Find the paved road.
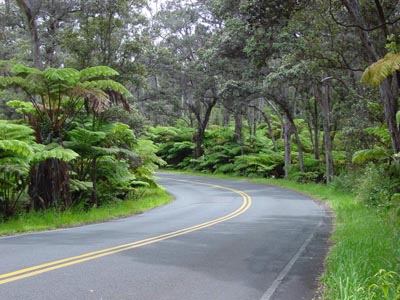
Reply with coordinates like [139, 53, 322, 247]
[0, 173, 331, 300]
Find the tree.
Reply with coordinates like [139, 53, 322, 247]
[0, 63, 132, 210]
[333, 0, 400, 154]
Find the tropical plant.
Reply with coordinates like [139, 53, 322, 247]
[0, 121, 78, 219]
[0, 62, 132, 210]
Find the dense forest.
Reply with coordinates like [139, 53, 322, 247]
[0, 0, 399, 298]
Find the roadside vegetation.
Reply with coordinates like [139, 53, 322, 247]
[0, 186, 171, 236]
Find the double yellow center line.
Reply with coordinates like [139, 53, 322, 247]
[0, 179, 252, 285]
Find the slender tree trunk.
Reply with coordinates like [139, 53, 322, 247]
[234, 111, 243, 146]
[16, 0, 41, 68]
[380, 79, 400, 153]
[313, 99, 320, 160]
[283, 118, 292, 179]
[91, 157, 98, 207]
[319, 85, 334, 183]
[292, 123, 305, 173]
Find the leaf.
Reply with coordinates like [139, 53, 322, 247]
[10, 64, 42, 75]
[31, 147, 79, 163]
[0, 140, 34, 156]
[70, 179, 93, 192]
[81, 80, 133, 98]
[361, 53, 400, 87]
[352, 147, 387, 163]
[79, 66, 119, 81]
[396, 111, 400, 128]
[43, 67, 80, 84]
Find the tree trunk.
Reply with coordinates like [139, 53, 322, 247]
[283, 118, 292, 179]
[192, 97, 218, 159]
[292, 123, 305, 173]
[234, 111, 243, 146]
[380, 79, 400, 153]
[16, 0, 41, 68]
[313, 98, 320, 160]
[29, 158, 71, 210]
[319, 85, 334, 183]
[91, 157, 98, 207]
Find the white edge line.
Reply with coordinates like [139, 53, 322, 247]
[259, 220, 324, 300]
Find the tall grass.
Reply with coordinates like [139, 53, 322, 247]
[0, 186, 172, 236]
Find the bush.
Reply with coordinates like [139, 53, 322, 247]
[354, 163, 399, 208]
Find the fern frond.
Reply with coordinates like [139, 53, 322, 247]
[0, 76, 29, 89]
[0, 122, 35, 141]
[352, 147, 387, 163]
[68, 127, 107, 145]
[43, 68, 80, 84]
[79, 66, 119, 81]
[0, 140, 34, 156]
[70, 179, 93, 192]
[361, 53, 400, 87]
[31, 146, 79, 163]
[81, 80, 132, 98]
[10, 64, 42, 75]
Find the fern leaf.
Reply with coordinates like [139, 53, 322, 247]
[361, 53, 400, 87]
[0, 122, 35, 141]
[352, 147, 387, 163]
[70, 179, 93, 192]
[79, 66, 119, 81]
[68, 127, 107, 145]
[0, 140, 34, 156]
[81, 80, 132, 98]
[31, 146, 79, 163]
[43, 68, 80, 84]
[10, 64, 42, 75]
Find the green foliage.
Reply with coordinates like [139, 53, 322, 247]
[148, 126, 195, 167]
[362, 53, 400, 87]
[354, 164, 399, 208]
[366, 269, 400, 300]
[352, 147, 388, 164]
[233, 152, 284, 177]
[0, 122, 35, 220]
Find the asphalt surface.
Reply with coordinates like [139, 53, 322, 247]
[0, 173, 331, 300]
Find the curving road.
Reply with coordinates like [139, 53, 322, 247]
[0, 173, 331, 300]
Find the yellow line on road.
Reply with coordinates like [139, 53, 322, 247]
[0, 178, 251, 285]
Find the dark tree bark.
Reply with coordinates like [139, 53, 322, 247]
[29, 158, 71, 210]
[190, 96, 218, 159]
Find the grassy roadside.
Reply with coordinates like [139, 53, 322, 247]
[0, 186, 172, 236]
[160, 170, 400, 300]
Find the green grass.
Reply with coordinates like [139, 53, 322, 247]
[0, 186, 172, 236]
[160, 170, 400, 300]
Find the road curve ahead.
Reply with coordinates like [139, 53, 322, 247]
[0, 173, 331, 300]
